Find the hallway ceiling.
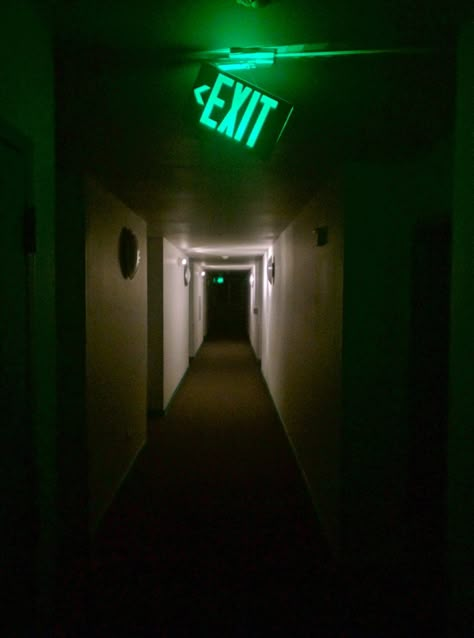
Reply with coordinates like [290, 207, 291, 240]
[53, 0, 465, 264]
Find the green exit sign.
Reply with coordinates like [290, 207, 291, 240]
[189, 64, 293, 158]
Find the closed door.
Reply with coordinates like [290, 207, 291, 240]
[407, 219, 451, 630]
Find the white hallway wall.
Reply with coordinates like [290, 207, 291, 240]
[248, 262, 261, 361]
[163, 238, 190, 408]
[261, 183, 343, 551]
[148, 239, 191, 412]
[148, 238, 164, 413]
[189, 261, 206, 357]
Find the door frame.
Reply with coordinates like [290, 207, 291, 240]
[0, 116, 35, 432]
[0, 116, 37, 628]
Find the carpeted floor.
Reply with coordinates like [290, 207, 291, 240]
[87, 337, 345, 636]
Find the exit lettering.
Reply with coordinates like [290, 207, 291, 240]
[199, 73, 278, 149]
[191, 64, 293, 157]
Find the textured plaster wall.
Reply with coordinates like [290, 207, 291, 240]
[86, 178, 147, 531]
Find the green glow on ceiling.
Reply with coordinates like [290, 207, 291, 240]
[216, 59, 274, 71]
[274, 47, 432, 59]
[190, 45, 433, 68]
[217, 62, 256, 71]
[229, 50, 275, 62]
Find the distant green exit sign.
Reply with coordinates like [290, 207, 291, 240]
[190, 64, 293, 158]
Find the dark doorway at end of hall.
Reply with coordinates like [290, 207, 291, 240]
[207, 270, 249, 340]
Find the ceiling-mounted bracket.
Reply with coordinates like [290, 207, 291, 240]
[236, 0, 271, 8]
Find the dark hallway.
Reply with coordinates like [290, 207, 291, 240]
[1, 4, 472, 637]
[85, 338, 343, 636]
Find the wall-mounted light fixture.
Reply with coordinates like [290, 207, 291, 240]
[236, 0, 271, 8]
[249, 273, 255, 287]
[217, 49, 274, 71]
[184, 263, 191, 286]
[119, 227, 141, 279]
[267, 255, 275, 285]
[201, 270, 206, 278]
[313, 226, 329, 247]
[179, 256, 191, 285]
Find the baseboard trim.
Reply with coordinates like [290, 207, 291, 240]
[90, 435, 146, 536]
[259, 368, 338, 561]
[162, 364, 191, 416]
[149, 341, 205, 419]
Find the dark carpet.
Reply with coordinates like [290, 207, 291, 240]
[86, 338, 346, 636]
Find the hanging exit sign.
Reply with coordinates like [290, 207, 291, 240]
[189, 64, 294, 158]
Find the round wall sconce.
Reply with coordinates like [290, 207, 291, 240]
[119, 227, 140, 279]
[267, 255, 275, 285]
[184, 263, 191, 286]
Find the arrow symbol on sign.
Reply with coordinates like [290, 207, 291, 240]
[194, 84, 211, 106]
